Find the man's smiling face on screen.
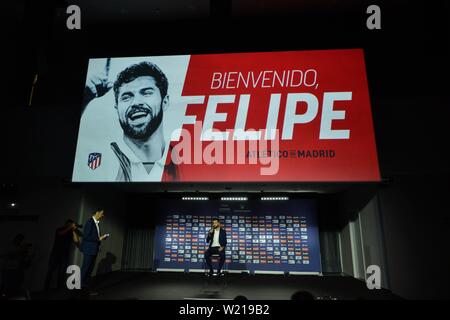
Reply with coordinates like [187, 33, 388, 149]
[115, 76, 168, 140]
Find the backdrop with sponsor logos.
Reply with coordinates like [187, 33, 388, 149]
[73, 49, 380, 182]
[153, 200, 321, 273]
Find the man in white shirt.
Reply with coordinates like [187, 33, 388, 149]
[82, 61, 181, 182]
[205, 218, 228, 277]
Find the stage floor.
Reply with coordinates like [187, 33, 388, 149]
[36, 271, 401, 300]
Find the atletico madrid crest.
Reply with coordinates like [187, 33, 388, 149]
[87, 152, 102, 170]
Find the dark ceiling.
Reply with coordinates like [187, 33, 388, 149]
[22, 0, 391, 23]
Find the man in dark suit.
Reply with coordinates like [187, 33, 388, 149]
[205, 217, 227, 276]
[80, 209, 108, 290]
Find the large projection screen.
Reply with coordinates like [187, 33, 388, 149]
[73, 49, 380, 182]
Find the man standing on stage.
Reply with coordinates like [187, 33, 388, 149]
[80, 209, 109, 292]
[205, 218, 227, 277]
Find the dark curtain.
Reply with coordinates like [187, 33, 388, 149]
[319, 231, 342, 274]
[121, 228, 154, 271]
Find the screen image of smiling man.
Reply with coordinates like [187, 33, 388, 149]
[86, 61, 181, 182]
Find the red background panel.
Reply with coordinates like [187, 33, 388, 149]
[166, 49, 380, 182]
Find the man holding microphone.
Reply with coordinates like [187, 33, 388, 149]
[205, 218, 227, 277]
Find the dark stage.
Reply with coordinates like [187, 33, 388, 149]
[35, 272, 400, 300]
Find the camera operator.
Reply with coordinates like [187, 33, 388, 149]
[44, 219, 81, 291]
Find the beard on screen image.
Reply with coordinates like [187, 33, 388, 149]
[115, 75, 166, 141]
